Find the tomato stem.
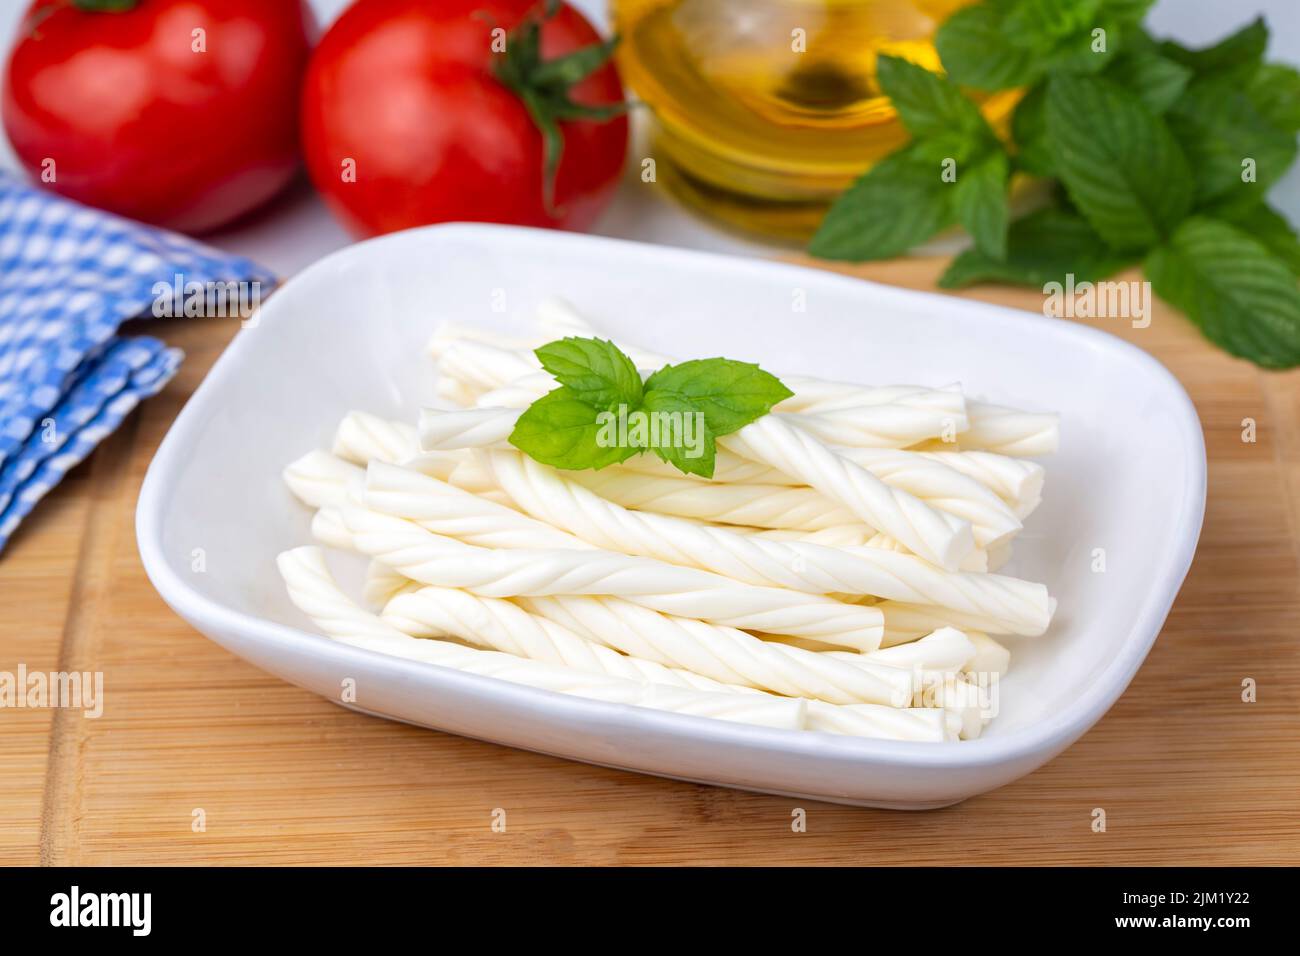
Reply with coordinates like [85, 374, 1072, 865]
[70, 0, 140, 11]
[492, 2, 627, 215]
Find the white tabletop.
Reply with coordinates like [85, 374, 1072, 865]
[2, 0, 1296, 277]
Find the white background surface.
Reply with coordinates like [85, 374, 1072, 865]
[1, 0, 1296, 275]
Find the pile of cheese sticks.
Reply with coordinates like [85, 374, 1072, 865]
[278, 298, 1057, 742]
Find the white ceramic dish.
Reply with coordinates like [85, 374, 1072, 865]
[137, 223, 1205, 808]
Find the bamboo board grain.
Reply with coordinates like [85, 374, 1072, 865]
[2, 257, 1299, 866]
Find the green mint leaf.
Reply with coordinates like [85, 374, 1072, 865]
[1160, 17, 1268, 76]
[644, 358, 793, 437]
[1146, 216, 1300, 369]
[1215, 204, 1300, 276]
[1046, 74, 1193, 251]
[534, 337, 643, 410]
[1100, 0, 1155, 26]
[1037, 16, 1120, 78]
[1003, 0, 1103, 47]
[1166, 72, 1298, 208]
[1011, 85, 1056, 176]
[939, 207, 1134, 289]
[1104, 47, 1193, 113]
[935, 3, 1041, 91]
[1248, 63, 1300, 134]
[641, 389, 716, 478]
[953, 150, 1011, 260]
[875, 54, 993, 144]
[938, 0, 1117, 90]
[809, 143, 956, 261]
[508, 387, 639, 471]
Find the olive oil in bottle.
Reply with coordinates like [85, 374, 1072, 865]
[612, 0, 1019, 241]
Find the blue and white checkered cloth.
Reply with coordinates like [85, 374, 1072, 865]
[0, 173, 274, 555]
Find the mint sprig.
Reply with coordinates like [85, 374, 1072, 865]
[810, 1, 1300, 369]
[534, 337, 643, 409]
[808, 56, 1008, 262]
[507, 338, 790, 478]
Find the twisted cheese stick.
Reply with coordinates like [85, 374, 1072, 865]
[284, 450, 363, 509]
[575, 453, 1020, 548]
[424, 456, 889, 555]
[420, 406, 976, 572]
[529, 304, 968, 419]
[745, 525, 874, 548]
[420, 406, 517, 452]
[438, 403, 1025, 546]
[365, 460, 590, 552]
[807, 447, 1021, 548]
[458, 359, 968, 448]
[830, 626, 976, 672]
[961, 402, 1060, 457]
[964, 632, 1011, 677]
[915, 449, 1045, 515]
[615, 442, 1046, 522]
[333, 410, 421, 465]
[780, 382, 964, 415]
[875, 600, 1043, 644]
[526, 308, 1059, 457]
[435, 339, 539, 397]
[568, 469, 859, 531]
[311, 507, 354, 550]
[362, 560, 419, 606]
[383, 585, 913, 708]
[278, 547, 806, 730]
[477, 449, 1049, 635]
[613, 448, 788, 484]
[341, 504, 887, 648]
[505, 593, 911, 705]
[427, 321, 538, 360]
[373, 574, 953, 739]
[774, 407, 965, 449]
[718, 415, 974, 569]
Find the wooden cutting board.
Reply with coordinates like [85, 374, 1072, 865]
[4, 256, 1299, 866]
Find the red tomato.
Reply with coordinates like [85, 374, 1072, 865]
[2, 0, 315, 233]
[300, 0, 628, 238]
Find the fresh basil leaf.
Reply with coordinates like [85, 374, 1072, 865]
[1160, 17, 1268, 75]
[640, 389, 716, 478]
[1046, 74, 1193, 250]
[1167, 72, 1298, 207]
[1215, 204, 1300, 276]
[953, 150, 1011, 260]
[1105, 47, 1192, 113]
[940, 207, 1134, 289]
[1011, 84, 1056, 176]
[644, 359, 793, 437]
[508, 386, 640, 471]
[1248, 62, 1300, 135]
[875, 54, 993, 144]
[533, 337, 643, 410]
[1146, 216, 1300, 369]
[935, 3, 1041, 91]
[809, 143, 956, 261]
